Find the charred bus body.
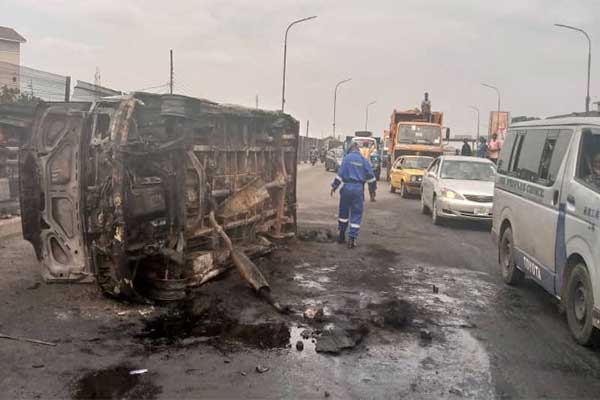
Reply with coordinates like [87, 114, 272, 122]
[18, 93, 299, 301]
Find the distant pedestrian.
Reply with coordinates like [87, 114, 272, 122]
[461, 139, 472, 156]
[488, 133, 502, 164]
[477, 137, 487, 158]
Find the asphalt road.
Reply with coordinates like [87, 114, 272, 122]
[1, 164, 600, 399]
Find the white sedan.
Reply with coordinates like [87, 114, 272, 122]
[420, 155, 496, 225]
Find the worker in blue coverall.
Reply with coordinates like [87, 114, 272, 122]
[330, 141, 377, 249]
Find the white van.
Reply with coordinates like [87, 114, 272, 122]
[492, 117, 600, 345]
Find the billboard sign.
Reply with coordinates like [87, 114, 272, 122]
[489, 111, 510, 139]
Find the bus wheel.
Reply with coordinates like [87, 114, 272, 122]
[566, 264, 598, 346]
[499, 227, 523, 285]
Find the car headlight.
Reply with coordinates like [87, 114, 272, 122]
[441, 188, 464, 200]
[410, 175, 422, 182]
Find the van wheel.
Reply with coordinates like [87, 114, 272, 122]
[499, 227, 523, 285]
[400, 181, 408, 198]
[420, 190, 430, 214]
[432, 196, 444, 225]
[566, 264, 598, 346]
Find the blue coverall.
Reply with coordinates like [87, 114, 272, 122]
[331, 149, 377, 240]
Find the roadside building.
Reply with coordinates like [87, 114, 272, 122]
[0, 26, 27, 90]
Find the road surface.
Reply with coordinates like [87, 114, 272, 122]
[1, 164, 600, 399]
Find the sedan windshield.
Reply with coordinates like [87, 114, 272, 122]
[404, 157, 433, 169]
[440, 160, 496, 181]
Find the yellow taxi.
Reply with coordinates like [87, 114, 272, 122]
[389, 155, 434, 198]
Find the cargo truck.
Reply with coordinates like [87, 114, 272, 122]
[387, 105, 447, 180]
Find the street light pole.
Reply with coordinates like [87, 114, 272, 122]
[281, 16, 317, 112]
[332, 78, 352, 138]
[555, 23, 592, 112]
[365, 100, 376, 131]
[481, 83, 501, 135]
[469, 105, 480, 151]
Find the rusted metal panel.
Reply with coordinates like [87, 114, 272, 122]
[17, 93, 299, 301]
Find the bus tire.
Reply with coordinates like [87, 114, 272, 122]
[566, 264, 598, 346]
[499, 227, 523, 285]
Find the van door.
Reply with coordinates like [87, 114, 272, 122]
[509, 129, 572, 287]
[21, 102, 92, 282]
[563, 128, 600, 298]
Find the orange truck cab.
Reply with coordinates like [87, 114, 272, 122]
[387, 108, 447, 180]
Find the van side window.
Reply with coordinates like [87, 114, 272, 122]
[497, 131, 517, 173]
[576, 129, 600, 193]
[511, 130, 548, 182]
[544, 129, 572, 186]
[508, 132, 525, 173]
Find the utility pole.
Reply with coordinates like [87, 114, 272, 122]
[281, 16, 317, 112]
[555, 24, 592, 112]
[332, 78, 352, 138]
[169, 49, 174, 95]
[306, 120, 310, 137]
[365, 100, 376, 131]
[469, 105, 480, 150]
[64, 76, 71, 102]
[94, 67, 101, 100]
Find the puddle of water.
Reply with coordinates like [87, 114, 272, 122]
[293, 273, 327, 291]
[289, 325, 316, 354]
[72, 364, 160, 400]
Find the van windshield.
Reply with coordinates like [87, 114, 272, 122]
[441, 160, 496, 181]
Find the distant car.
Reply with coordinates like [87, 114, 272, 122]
[420, 155, 496, 225]
[324, 147, 344, 172]
[389, 155, 434, 198]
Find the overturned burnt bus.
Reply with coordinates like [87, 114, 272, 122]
[18, 93, 298, 301]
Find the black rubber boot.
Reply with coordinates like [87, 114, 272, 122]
[347, 238, 356, 249]
[337, 231, 346, 244]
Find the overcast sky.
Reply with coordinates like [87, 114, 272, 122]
[5, 0, 600, 137]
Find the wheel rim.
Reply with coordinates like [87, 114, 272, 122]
[574, 282, 587, 324]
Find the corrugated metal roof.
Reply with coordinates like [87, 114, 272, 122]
[0, 26, 26, 43]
